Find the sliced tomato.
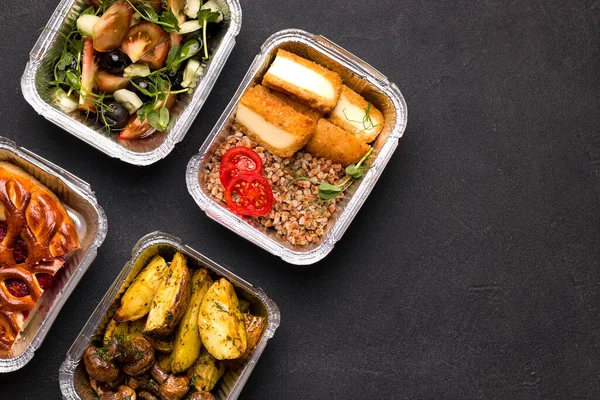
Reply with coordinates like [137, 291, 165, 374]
[119, 93, 177, 140]
[224, 172, 274, 217]
[79, 39, 97, 112]
[121, 22, 171, 70]
[96, 71, 129, 94]
[92, 1, 133, 52]
[219, 146, 263, 187]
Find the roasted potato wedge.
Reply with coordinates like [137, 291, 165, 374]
[123, 316, 173, 352]
[115, 255, 168, 322]
[171, 268, 214, 373]
[190, 348, 226, 392]
[243, 314, 266, 357]
[127, 318, 145, 337]
[103, 318, 130, 344]
[226, 314, 266, 369]
[157, 352, 173, 374]
[145, 252, 192, 336]
[147, 335, 174, 353]
[225, 314, 266, 369]
[198, 278, 247, 360]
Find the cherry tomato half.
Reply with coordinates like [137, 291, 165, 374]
[224, 172, 274, 217]
[219, 146, 264, 187]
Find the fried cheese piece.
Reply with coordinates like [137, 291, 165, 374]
[270, 90, 322, 122]
[262, 49, 342, 113]
[235, 85, 317, 158]
[328, 85, 384, 143]
[304, 119, 371, 166]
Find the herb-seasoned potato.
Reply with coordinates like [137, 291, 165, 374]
[115, 255, 168, 322]
[225, 314, 266, 369]
[144, 252, 192, 336]
[127, 318, 145, 336]
[190, 348, 226, 392]
[103, 318, 130, 344]
[157, 352, 172, 374]
[198, 278, 247, 360]
[171, 268, 214, 373]
[147, 335, 174, 353]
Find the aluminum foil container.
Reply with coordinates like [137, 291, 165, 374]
[59, 231, 281, 400]
[0, 137, 107, 373]
[21, 0, 242, 166]
[186, 29, 408, 265]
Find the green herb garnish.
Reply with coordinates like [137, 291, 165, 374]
[165, 39, 201, 72]
[125, 1, 180, 32]
[197, 7, 221, 59]
[214, 301, 228, 313]
[343, 102, 379, 133]
[290, 148, 374, 201]
[345, 147, 373, 179]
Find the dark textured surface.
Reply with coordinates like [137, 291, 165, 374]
[1, 0, 599, 399]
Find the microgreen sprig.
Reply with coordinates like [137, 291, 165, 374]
[125, 0, 180, 32]
[290, 148, 374, 201]
[345, 147, 373, 179]
[343, 102, 379, 133]
[130, 73, 189, 131]
[289, 174, 353, 202]
[165, 39, 202, 72]
[197, 7, 221, 59]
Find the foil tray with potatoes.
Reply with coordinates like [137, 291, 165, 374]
[59, 231, 280, 400]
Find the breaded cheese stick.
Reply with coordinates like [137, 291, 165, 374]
[270, 90, 322, 122]
[235, 85, 317, 158]
[262, 49, 342, 113]
[304, 119, 371, 166]
[328, 85, 384, 143]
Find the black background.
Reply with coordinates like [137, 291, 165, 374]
[1, 0, 599, 399]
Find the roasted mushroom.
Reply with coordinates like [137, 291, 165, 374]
[90, 378, 114, 399]
[122, 336, 156, 376]
[159, 375, 190, 400]
[115, 385, 137, 400]
[84, 346, 120, 383]
[150, 363, 191, 400]
[90, 380, 135, 400]
[137, 391, 159, 400]
[188, 392, 216, 400]
[126, 375, 160, 395]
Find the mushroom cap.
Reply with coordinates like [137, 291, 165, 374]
[159, 375, 190, 400]
[84, 346, 120, 383]
[122, 336, 156, 376]
[137, 391, 159, 400]
[115, 385, 136, 400]
[188, 392, 216, 400]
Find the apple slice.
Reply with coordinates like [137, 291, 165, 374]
[78, 39, 97, 112]
[96, 71, 129, 94]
